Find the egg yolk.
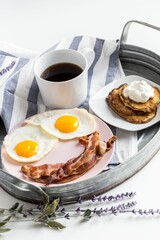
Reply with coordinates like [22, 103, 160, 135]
[55, 115, 79, 133]
[14, 140, 39, 158]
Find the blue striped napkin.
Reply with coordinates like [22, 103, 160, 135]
[0, 36, 137, 165]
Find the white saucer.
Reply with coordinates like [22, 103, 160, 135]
[89, 75, 160, 131]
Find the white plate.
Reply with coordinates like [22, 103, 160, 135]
[89, 75, 160, 131]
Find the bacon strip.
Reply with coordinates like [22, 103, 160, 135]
[21, 132, 117, 185]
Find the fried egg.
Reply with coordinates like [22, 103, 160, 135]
[32, 108, 96, 140]
[3, 124, 58, 163]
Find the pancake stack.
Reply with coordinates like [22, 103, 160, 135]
[106, 83, 160, 124]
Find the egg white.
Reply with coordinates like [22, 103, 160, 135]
[4, 124, 58, 163]
[40, 108, 96, 140]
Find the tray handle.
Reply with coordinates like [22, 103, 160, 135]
[120, 20, 160, 45]
[0, 168, 47, 203]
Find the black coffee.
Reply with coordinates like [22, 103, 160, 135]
[41, 62, 83, 82]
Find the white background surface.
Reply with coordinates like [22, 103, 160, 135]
[1, 0, 160, 239]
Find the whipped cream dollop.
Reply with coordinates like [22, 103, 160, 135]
[123, 80, 154, 103]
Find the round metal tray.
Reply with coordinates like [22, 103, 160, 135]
[0, 21, 160, 204]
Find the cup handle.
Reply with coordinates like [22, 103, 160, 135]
[81, 47, 95, 68]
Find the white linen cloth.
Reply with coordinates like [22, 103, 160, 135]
[0, 36, 137, 165]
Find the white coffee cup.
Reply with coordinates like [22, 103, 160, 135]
[34, 48, 95, 109]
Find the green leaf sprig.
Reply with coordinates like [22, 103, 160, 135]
[0, 189, 66, 233]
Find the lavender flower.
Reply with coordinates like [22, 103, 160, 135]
[77, 191, 136, 204]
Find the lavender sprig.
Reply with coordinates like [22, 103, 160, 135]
[59, 201, 137, 219]
[90, 191, 136, 203]
[77, 191, 136, 204]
